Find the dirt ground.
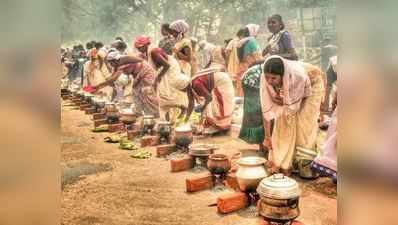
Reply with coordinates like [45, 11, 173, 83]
[61, 101, 337, 225]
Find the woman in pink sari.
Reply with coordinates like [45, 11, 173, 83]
[93, 50, 159, 117]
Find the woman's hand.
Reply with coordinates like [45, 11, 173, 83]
[264, 136, 273, 150]
[177, 105, 187, 119]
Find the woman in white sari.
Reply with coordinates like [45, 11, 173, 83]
[260, 55, 325, 175]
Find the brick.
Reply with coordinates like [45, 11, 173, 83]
[94, 119, 107, 128]
[259, 219, 304, 225]
[108, 123, 124, 133]
[93, 113, 106, 120]
[156, 144, 176, 157]
[127, 130, 141, 140]
[140, 135, 159, 147]
[217, 192, 248, 214]
[85, 107, 96, 115]
[80, 104, 90, 110]
[224, 172, 240, 191]
[186, 173, 213, 192]
[170, 156, 193, 172]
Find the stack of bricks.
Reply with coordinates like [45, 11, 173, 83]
[108, 123, 124, 133]
[185, 172, 213, 193]
[156, 144, 176, 157]
[217, 192, 248, 214]
[170, 156, 193, 172]
[140, 135, 159, 147]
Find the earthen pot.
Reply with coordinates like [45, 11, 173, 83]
[207, 154, 231, 175]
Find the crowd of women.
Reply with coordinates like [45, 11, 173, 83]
[61, 14, 337, 182]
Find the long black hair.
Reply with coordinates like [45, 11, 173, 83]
[263, 57, 284, 76]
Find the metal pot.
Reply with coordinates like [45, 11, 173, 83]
[105, 102, 118, 113]
[142, 115, 155, 127]
[257, 174, 300, 221]
[175, 124, 193, 148]
[83, 93, 94, 104]
[296, 147, 319, 179]
[119, 108, 136, 123]
[188, 144, 216, 157]
[157, 121, 171, 135]
[207, 154, 231, 175]
[236, 156, 268, 192]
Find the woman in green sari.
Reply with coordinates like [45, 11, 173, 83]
[239, 61, 267, 155]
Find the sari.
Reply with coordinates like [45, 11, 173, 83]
[157, 55, 189, 123]
[236, 38, 262, 97]
[260, 56, 324, 171]
[239, 64, 265, 144]
[118, 61, 159, 117]
[226, 38, 240, 86]
[191, 72, 235, 134]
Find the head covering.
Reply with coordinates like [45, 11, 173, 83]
[246, 24, 260, 37]
[134, 35, 151, 48]
[260, 55, 311, 121]
[106, 50, 121, 61]
[169, 20, 190, 34]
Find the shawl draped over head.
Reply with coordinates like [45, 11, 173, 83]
[246, 24, 260, 37]
[134, 35, 151, 48]
[170, 19, 190, 34]
[260, 55, 311, 121]
[106, 50, 122, 61]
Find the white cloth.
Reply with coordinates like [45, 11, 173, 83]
[246, 24, 260, 37]
[260, 55, 311, 121]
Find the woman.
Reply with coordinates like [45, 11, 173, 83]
[185, 70, 235, 135]
[83, 46, 113, 100]
[236, 26, 263, 97]
[134, 35, 189, 122]
[311, 107, 337, 183]
[262, 14, 298, 60]
[93, 51, 159, 117]
[169, 20, 196, 77]
[158, 23, 176, 55]
[239, 61, 267, 153]
[260, 56, 325, 175]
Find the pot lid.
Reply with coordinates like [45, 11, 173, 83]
[157, 121, 171, 125]
[237, 156, 266, 166]
[175, 123, 192, 132]
[189, 144, 215, 156]
[257, 174, 300, 200]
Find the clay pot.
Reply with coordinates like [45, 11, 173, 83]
[236, 156, 268, 192]
[207, 154, 231, 175]
[188, 144, 216, 157]
[257, 174, 301, 221]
